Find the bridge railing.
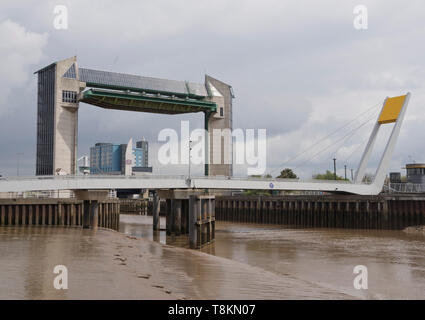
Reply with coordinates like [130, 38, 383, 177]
[192, 175, 355, 184]
[384, 183, 425, 193]
[0, 174, 186, 181]
[0, 174, 358, 185]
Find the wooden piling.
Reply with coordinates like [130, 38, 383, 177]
[214, 194, 425, 230]
[83, 200, 90, 229]
[189, 195, 197, 249]
[0, 205, 5, 225]
[153, 193, 160, 231]
[174, 199, 182, 236]
[166, 199, 173, 235]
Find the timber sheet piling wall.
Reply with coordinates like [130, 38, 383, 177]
[215, 195, 425, 230]
[0, 199, 120, 231]
[120, 199, 167, 216]
[163, 195, 215, 249]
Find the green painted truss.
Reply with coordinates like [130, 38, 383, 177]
[81, 89, 216, 115]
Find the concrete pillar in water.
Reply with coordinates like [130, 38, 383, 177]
[153, 192, 160, 231]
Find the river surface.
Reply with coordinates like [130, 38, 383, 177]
[120, 215, 425, 299]
[1, 215, 424, 299]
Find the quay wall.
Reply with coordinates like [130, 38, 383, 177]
[0, 199, 120, 231]
[215, 194, 425, 230]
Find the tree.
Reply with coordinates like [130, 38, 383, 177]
[313, 170, 347, 181]
[277, 168, 298, 179]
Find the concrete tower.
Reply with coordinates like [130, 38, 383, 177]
[205, 75, 234, 176]
[35, 57, 82, 175]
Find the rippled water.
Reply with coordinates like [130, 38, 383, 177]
[1, 215, 424, 299]
[120, 215, 425, 299]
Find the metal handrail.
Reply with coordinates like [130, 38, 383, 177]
[0, 174, 363, 185]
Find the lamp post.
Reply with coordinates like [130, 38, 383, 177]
[333, 158, 337, 180]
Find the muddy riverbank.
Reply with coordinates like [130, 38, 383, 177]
[0, 225, 352, 299]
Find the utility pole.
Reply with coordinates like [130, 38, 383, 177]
[333, 158, 337, 180]
[344, 165, 347, 180]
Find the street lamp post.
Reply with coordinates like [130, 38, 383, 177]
[333, 158, 337, 180]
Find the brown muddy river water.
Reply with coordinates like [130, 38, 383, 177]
[0, 214, 424, 299]
[121, 215, 425, 299]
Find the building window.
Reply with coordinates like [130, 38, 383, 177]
[220, 107, 224, 117]
[62, 90, 77, 103]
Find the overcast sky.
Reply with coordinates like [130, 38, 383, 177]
[0, 0, 424, 178]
